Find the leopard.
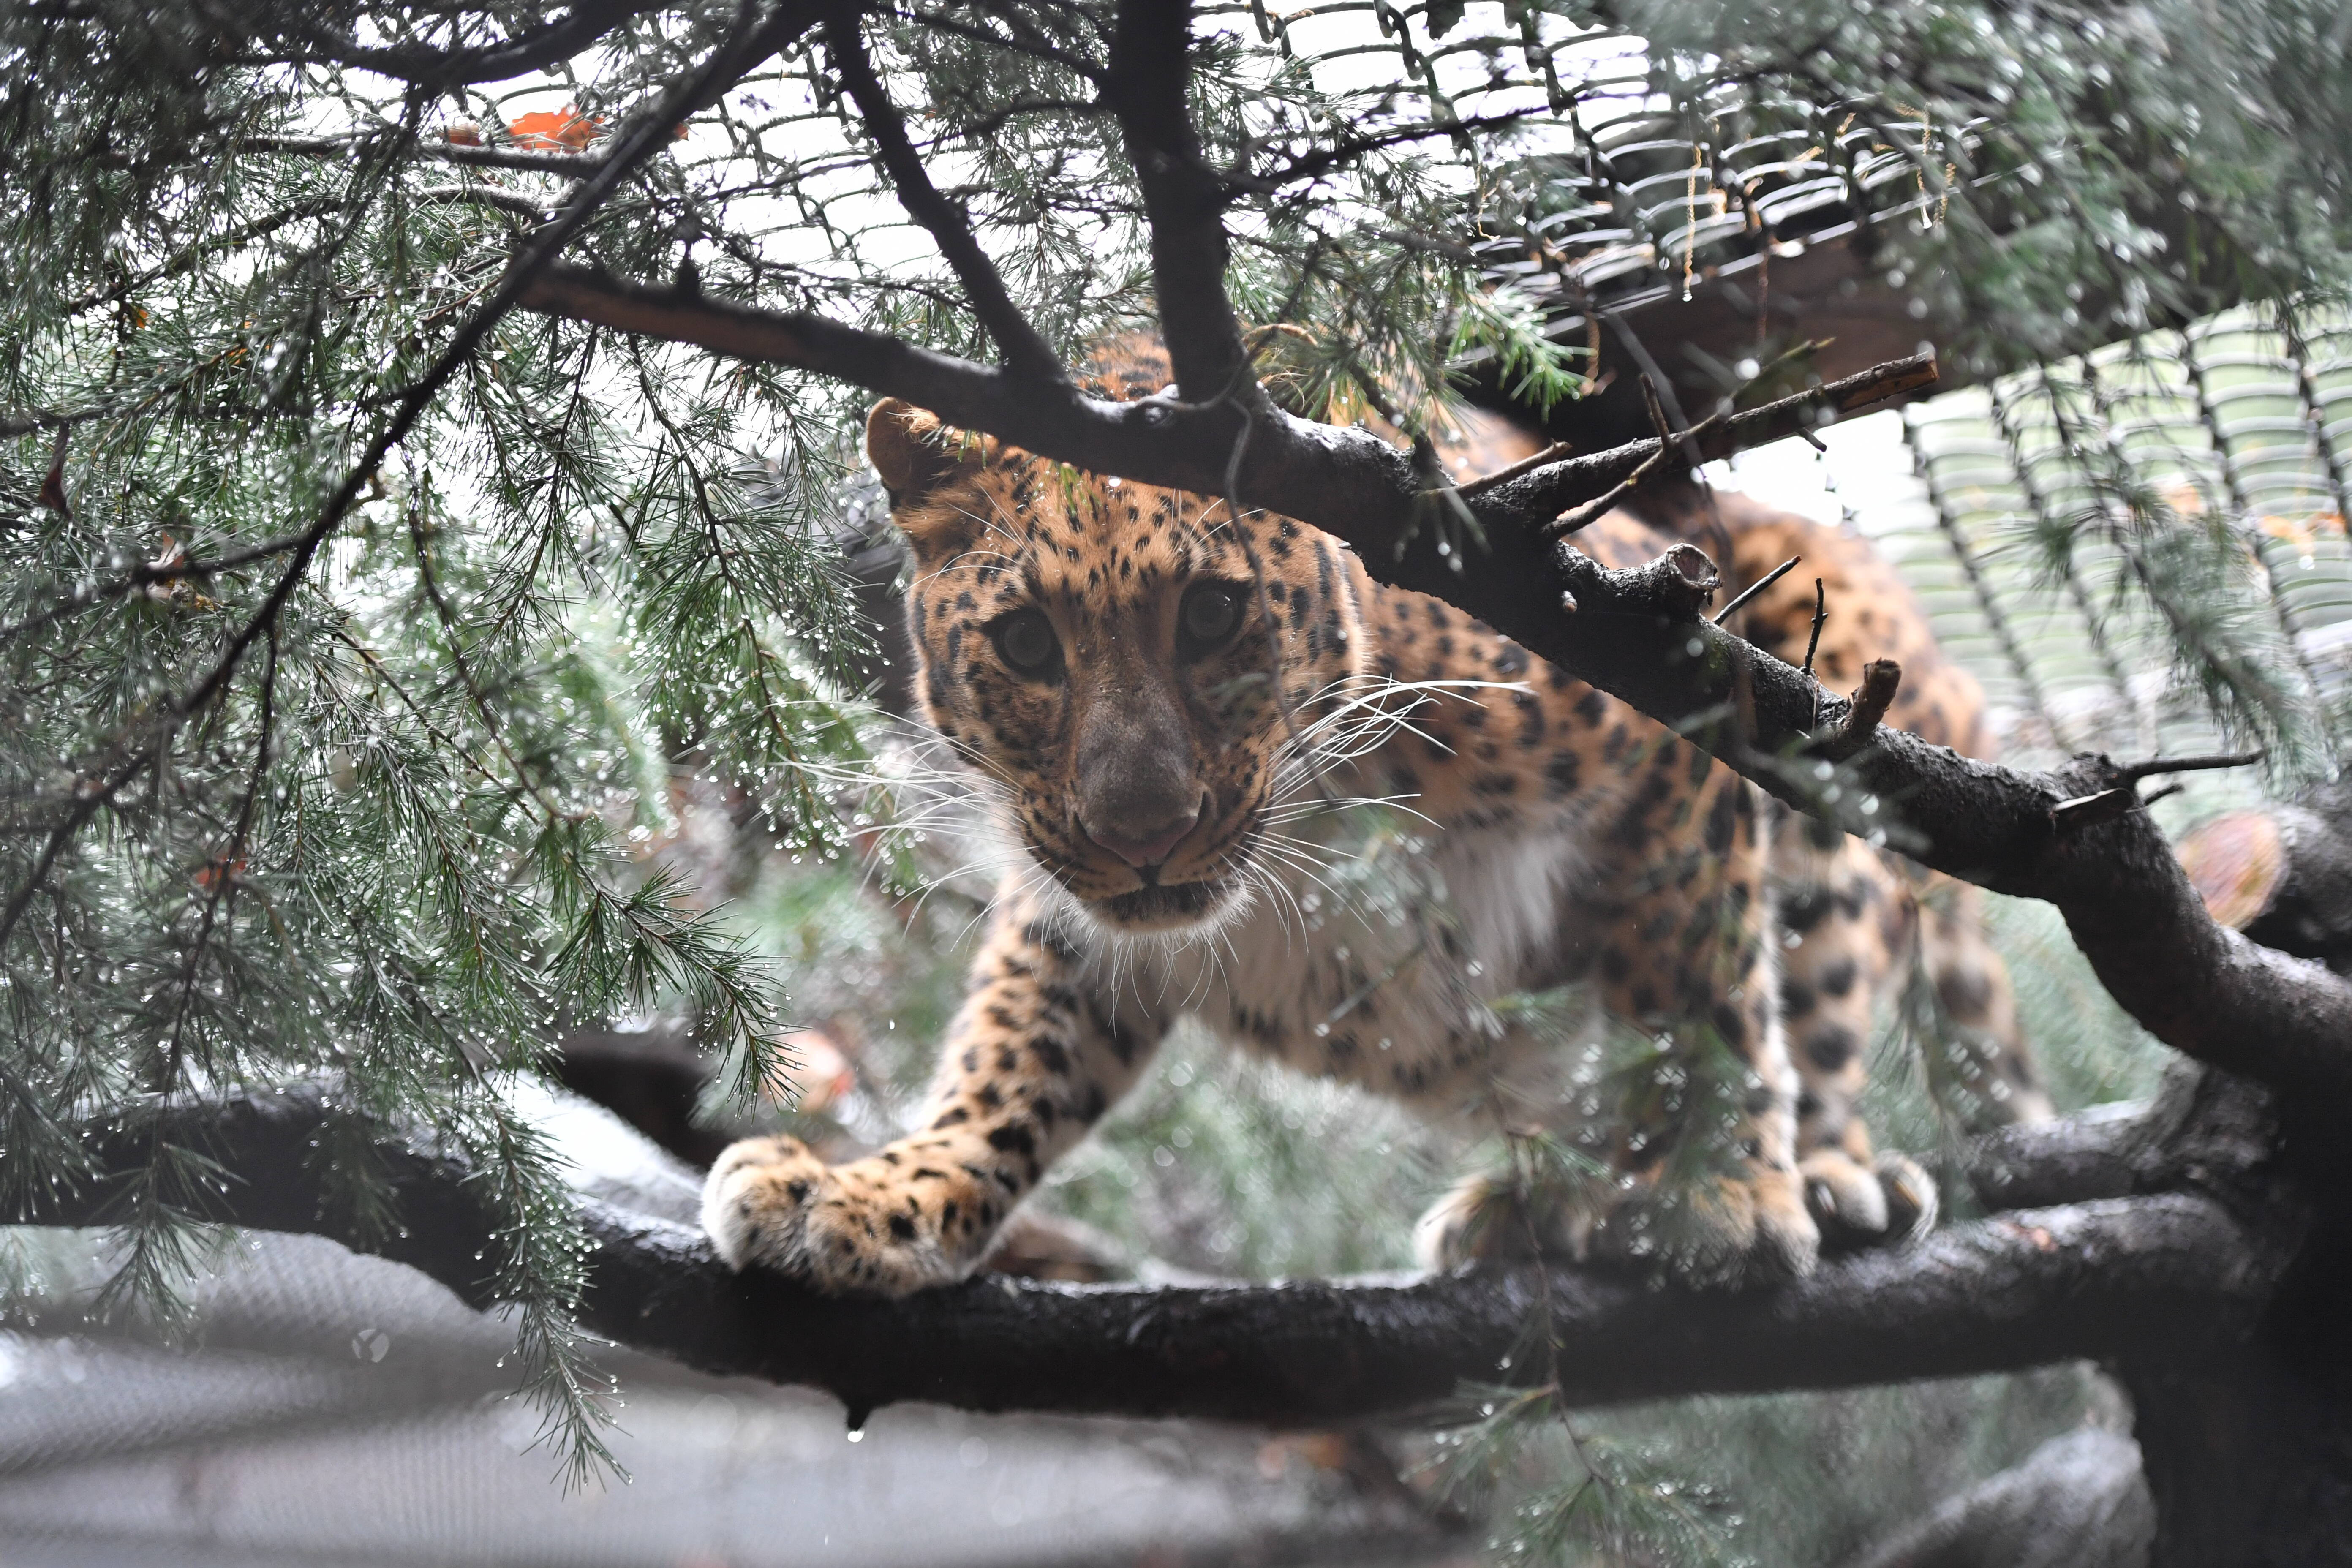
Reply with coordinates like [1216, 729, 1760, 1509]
[701, 348, 2051, 1296]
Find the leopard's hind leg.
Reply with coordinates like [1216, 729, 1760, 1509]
[1583, 759, 1818, 1284]
[1770, 811, 1938, 1248]
[1912, 872, 2054, 1128]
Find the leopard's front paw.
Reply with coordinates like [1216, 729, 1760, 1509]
[1590, 1167, 1820, 1288]
[701, 1136, 960, 1297]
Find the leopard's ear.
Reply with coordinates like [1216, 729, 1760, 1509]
[866, 398, 980, 509]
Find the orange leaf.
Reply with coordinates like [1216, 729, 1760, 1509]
[508, 106, 601, 152]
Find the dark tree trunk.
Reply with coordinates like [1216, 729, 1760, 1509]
[2076, 1067, 2352, 1565]
[2122, 1344, 2352, 1567]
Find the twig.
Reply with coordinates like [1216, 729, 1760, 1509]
[2055, 752, 2265, 830]
[1731, 337, 1834, 408]
[2052, 789, 2145, 829]
[1455, 440, 1574, 499]
[163, 623, 278, 1086]
[2118, 751, 2266, 785]
[1802, 578, 1828, 676]
[1639, 372, 1679, 449]
[0, 529, 325, 648]
[1802, 578, 1828, 727]
[1812, 659, 1901, 760]
[1544, 407, 1723, 539]
[239, 133, 611, 179]
[414, 183, 554, 220]
[0, 755, 153, 951]
[1712, 554, 1801, 625]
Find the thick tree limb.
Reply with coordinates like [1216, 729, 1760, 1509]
[11, 1086, 2295, 1426]
[514, 266, 1922, 548]
[1959, 1063, 2281, 1214]
[2177, 776, 2352, 973]
[1105, 0, 1258, 406]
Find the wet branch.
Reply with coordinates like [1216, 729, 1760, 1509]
[512, 266, 1928, 552]
[13, 1083, 2295, 1426]
[275, 1, 673, 87]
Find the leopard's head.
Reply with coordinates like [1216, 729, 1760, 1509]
[868, 395, 1372, 937]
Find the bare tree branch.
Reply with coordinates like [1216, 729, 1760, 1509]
[1105, 0, 1258, 405]
[11, 1085, 2297, 1426]
[1957, 1063, 2281, 1214]
[824, 5, 1065, 380]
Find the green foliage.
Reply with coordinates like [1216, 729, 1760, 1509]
[1436, 1385, 1740, 1566]
[0, 0, 2341, 1526]
[0, 0, 890, 1478]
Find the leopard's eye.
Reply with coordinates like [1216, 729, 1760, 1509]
[990, 607, 1062, 681]
[1178, 582, 1245, 655]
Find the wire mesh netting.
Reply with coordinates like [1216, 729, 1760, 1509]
[1884, 304, 2352, 783]
[1714, 303, 2352, 809]
[1200, 0, 1956, 305]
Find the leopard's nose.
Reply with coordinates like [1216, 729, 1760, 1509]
[1081, 799, 1203, 868]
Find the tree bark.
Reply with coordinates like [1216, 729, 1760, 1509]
[11, 1081, 2302, 1429]
[1964, 1067, 2352, 1568]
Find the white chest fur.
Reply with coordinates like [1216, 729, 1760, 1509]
[1059, 801, 1610, 1116]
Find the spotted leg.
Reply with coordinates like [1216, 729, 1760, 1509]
[1580, 765, 1820, 1283]
[703, 894, 1155, 1295]
[1772, 816, 1939, 1248]
[1915, 874, 2055, 1128]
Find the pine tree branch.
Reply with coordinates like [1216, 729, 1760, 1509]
[0, 0, 817, 963]
[13, 1085, 2296, 1426]
[0, 530, 318, 648]
[238, 134, 611, 178]
[268, 1, 677, 87]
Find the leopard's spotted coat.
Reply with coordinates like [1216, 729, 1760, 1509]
[703, 359, 2050, 1294]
